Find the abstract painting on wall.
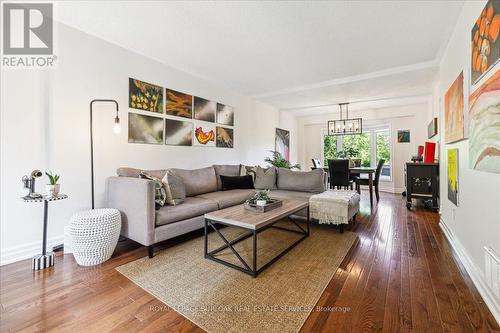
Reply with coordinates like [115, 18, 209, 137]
[397, 130, 410, 143]
[217, 103, 234, 126]
[128, 113, 163, 144]
[444, 72, 465, 143]
[275, 128, 290, 161]
[471, 0, 500, 85]
[193, 122, 215, 147]
[129, 78, 163, 113]
[447, 148, 459, 206]
[469, 68, 500, 173]
[216, 126, 234, 148]
[166, 89, 192, 119]
[194, 97, 216, 122]
[165, 119, 193, 146]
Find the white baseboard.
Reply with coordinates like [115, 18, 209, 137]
[0, 235, 64, 266]
[439, 219, 500, 325]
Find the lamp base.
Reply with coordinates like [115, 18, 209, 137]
[32, 252, 55, 270]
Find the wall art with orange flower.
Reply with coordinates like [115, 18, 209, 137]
[468, 68, 500, 173]
[444, 71, 465, 144]
[471, 0, 500, 85]
[193, 122, 216, 147]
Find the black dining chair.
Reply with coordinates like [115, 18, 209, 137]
[328, 159, 354, 190]
[355, 159, 385, 201]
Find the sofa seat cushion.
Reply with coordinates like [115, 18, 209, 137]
[268, 190, 316, 201]
[196, 189, 255, 209]
[155, 197, 218, 226]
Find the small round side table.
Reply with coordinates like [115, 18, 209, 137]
[22, 194, 68, 270]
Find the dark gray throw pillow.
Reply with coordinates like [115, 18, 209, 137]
[220, 175, 254, 191]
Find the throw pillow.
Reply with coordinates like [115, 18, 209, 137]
[139, 171, 167, 209]
[276, 168, 325, 193]
[253, 166, 277, 190]
[213, 165, 241, 191]
[220, 175, 254, 191]
[162, 171, 186, 205]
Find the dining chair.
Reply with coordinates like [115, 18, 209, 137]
[355, 159, 385, 201]
[328, 159, 354, 190]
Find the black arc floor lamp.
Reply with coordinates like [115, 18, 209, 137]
[90, 99, 120, 209]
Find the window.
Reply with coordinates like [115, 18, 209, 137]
[376, 130, 391, 178]
[323, 126, 392, 180]
[342, 133, 371, 167]
[323, 135, 337, 161]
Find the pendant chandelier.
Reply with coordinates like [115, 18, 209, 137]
[327, 103, 362, 136]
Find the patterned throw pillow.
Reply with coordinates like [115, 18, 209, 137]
[162, 171, 186, 206]
[139, 171, 167, 209]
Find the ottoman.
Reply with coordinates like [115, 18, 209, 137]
[309, 190, 360, 233]
[70, 208, 121, 266]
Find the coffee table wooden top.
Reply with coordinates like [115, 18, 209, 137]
[204, 199, 308, 230]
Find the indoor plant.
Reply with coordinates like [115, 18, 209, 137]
[45, 171, 60, 197]
[264, 150, 301, 170]
[248, 190, 271, 206]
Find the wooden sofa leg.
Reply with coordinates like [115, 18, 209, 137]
[147, 245, 154, 258]
[339, 224, 344, 234]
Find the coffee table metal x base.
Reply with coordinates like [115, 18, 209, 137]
[204, 210, 309, 278]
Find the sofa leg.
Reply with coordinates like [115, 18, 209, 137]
[147, 245, 154, 258]
[339, 224, 344, 234]
[352, 213, 357, 222]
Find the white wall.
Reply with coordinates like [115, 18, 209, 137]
[296, 103, 429, 193]
[436, 0, 500, 322]
[0, 23, 293, 264]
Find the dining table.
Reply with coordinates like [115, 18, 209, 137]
[318, 166, 376, 209]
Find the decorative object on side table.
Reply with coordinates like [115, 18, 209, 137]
[21, 171, 68, 270]
[244, 190, 283, 213]
[45, 171, 60, 197]
[70, 208, 121, 266]
[21, 169, 43, 200]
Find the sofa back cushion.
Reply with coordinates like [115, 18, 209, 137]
[277, 168, 325, 193]
[117, 167, 167, 179]
[213, 165, 241, 190]
[169, 166, 217, 196]
[253, 166, 277, 190]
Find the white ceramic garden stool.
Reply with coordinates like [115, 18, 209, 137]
[70, 208, 121, 266]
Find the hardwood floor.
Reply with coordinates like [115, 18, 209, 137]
[1, 192, 499, 332]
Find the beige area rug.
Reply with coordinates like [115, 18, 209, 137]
[116, 220, 357, 333]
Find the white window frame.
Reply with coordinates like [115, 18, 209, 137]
[321, 123, 392, 182]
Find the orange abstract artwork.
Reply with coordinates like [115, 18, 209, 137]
[166, 89, 192, 119]
[444, 72, 465, 144]
[195, 127, 215, 145]
[471, 0, 500, 84]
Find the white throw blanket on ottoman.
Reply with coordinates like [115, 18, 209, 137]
[309, 190, 360, 225]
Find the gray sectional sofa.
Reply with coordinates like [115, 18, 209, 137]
[106, 165, 325, 257]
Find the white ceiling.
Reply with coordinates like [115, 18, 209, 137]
[56, 1, 464, 114]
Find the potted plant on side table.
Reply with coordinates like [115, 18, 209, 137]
[45, 171, 60, 197]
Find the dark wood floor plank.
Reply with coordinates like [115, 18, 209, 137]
[1, 192, 499, 333]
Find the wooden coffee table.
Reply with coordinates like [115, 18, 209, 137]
[204, 199, 309, 277]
